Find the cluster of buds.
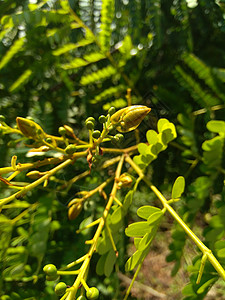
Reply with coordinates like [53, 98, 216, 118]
[43, 264, 99, 299]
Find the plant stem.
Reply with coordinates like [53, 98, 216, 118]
[125, 155, 225, 282]
[123, 262, 142, 300]
[66, 155, 125, 299]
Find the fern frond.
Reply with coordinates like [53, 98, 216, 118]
[0, 37, 25, 70]
[52, 39, 94, 56]
[80, 65, 116, 85]
[174, 66, 220, 107]
[212, 68, 225, 83]
[102, 98, 127, 110]
[183, 53, 225, 101]
[9, 69, 32, 93]
[99, 0, 114, 52]
[61, 52, 106, 70]
[90, 84, 126, 104]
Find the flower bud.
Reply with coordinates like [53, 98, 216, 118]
[58, 126, 66, 136]
[55, 282, 67, 296]
[92, 130, 101, 139]
[16, 117, 45, 140]
[110, 105, 151, 132]
[86, 287, 99, 300]
[86, 121, 94, 130]
[117, 173, 133, 188]
[43, 264, 57, 276]
[26, 170, 43, 179]
[98, 115, 106, 124]
[68, 202, 83, 220]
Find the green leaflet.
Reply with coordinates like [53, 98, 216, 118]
[137, 206, 161, 220]
[172, 176, 185, 199]
[104, 249, 117, 277]
[90, 84, 126, 104]
[9, 69, 32, 93]
[206, 120, 225, 134]
[202, 136, 224, 170]
[99, 0, 114, 52]
[125, 221, 161, 272]
[125, 221, 152, 237]
[52, 39, 94, 56]
[80, 65, 116, 86]
[0, 37, 25, 70]
[134, 118, 177, 169]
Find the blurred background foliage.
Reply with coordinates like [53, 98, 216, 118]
[0, 0, 225, 299]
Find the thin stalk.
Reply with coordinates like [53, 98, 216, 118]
[125, 155, 225, 282]
[123, 263, 142, 300]
[66, 155, 125, 299]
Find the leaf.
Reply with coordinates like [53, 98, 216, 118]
[157, 118, 170, 133]
[137, 206, 161, 220]
[125, 221, 151, 237]
[104, 249, 117, 277]
[134, 237, 142, 249]
[80, 65, 116, 85]
[9, 69, 32, 92]
[0, 37, 25, 70]
[125, 249, 143, 272]
[99, 0, 114, 52]
[147, 211, 164, 225]
[111, 207, 123, 225]
[138, 143, 149, 155]
[172, 176, 185, 199]
[146, 130, 158, 144]
[197, 278, 217, 294]
[96, 253, 107, 276]
[206, 120, 225, 133]
[52, 39, 93, 56]
[123, 190, 133, 212]
[133, 155, 146, 169]
[96, 234, 112, 255]
[217, 248, 225, 258]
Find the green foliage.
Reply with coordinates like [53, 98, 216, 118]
[1, 0, 225, 299]
[134, 118, 177, 168]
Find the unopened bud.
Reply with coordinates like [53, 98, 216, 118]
[68, 202, 83, 220]
[117, 173, 133, 188]
[16, 117, 45, 140]
[110, 105, 151, 132]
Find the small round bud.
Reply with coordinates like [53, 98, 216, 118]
[65, 144, 76, 154]
[115, 133, 124, 143]
[55, 282, 67, 296]
[86, 287, 99, 300]
[98, 115, 106, 124]
[43, 264, 57, 276]
[46, 137, 52, 143]
[111, 136, 119, 145]
[0, 115, 5, 122]
[92, 130, 101, 139]
[86, 121, 94, 130]
[77, 296, 87, 300]
[108, 107, 116, 116]
[46, 274, 58, 281]
[85, 117, 95, 125]
[58, 127, 67, 136]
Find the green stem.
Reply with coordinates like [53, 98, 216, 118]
[125, 155, 225, 282]
[123, 262, 143, 300]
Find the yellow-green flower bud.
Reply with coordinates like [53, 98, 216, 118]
[110, 105, 151, 132]
[68, 202, 83, 220]
[16, 117, 45, 140]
